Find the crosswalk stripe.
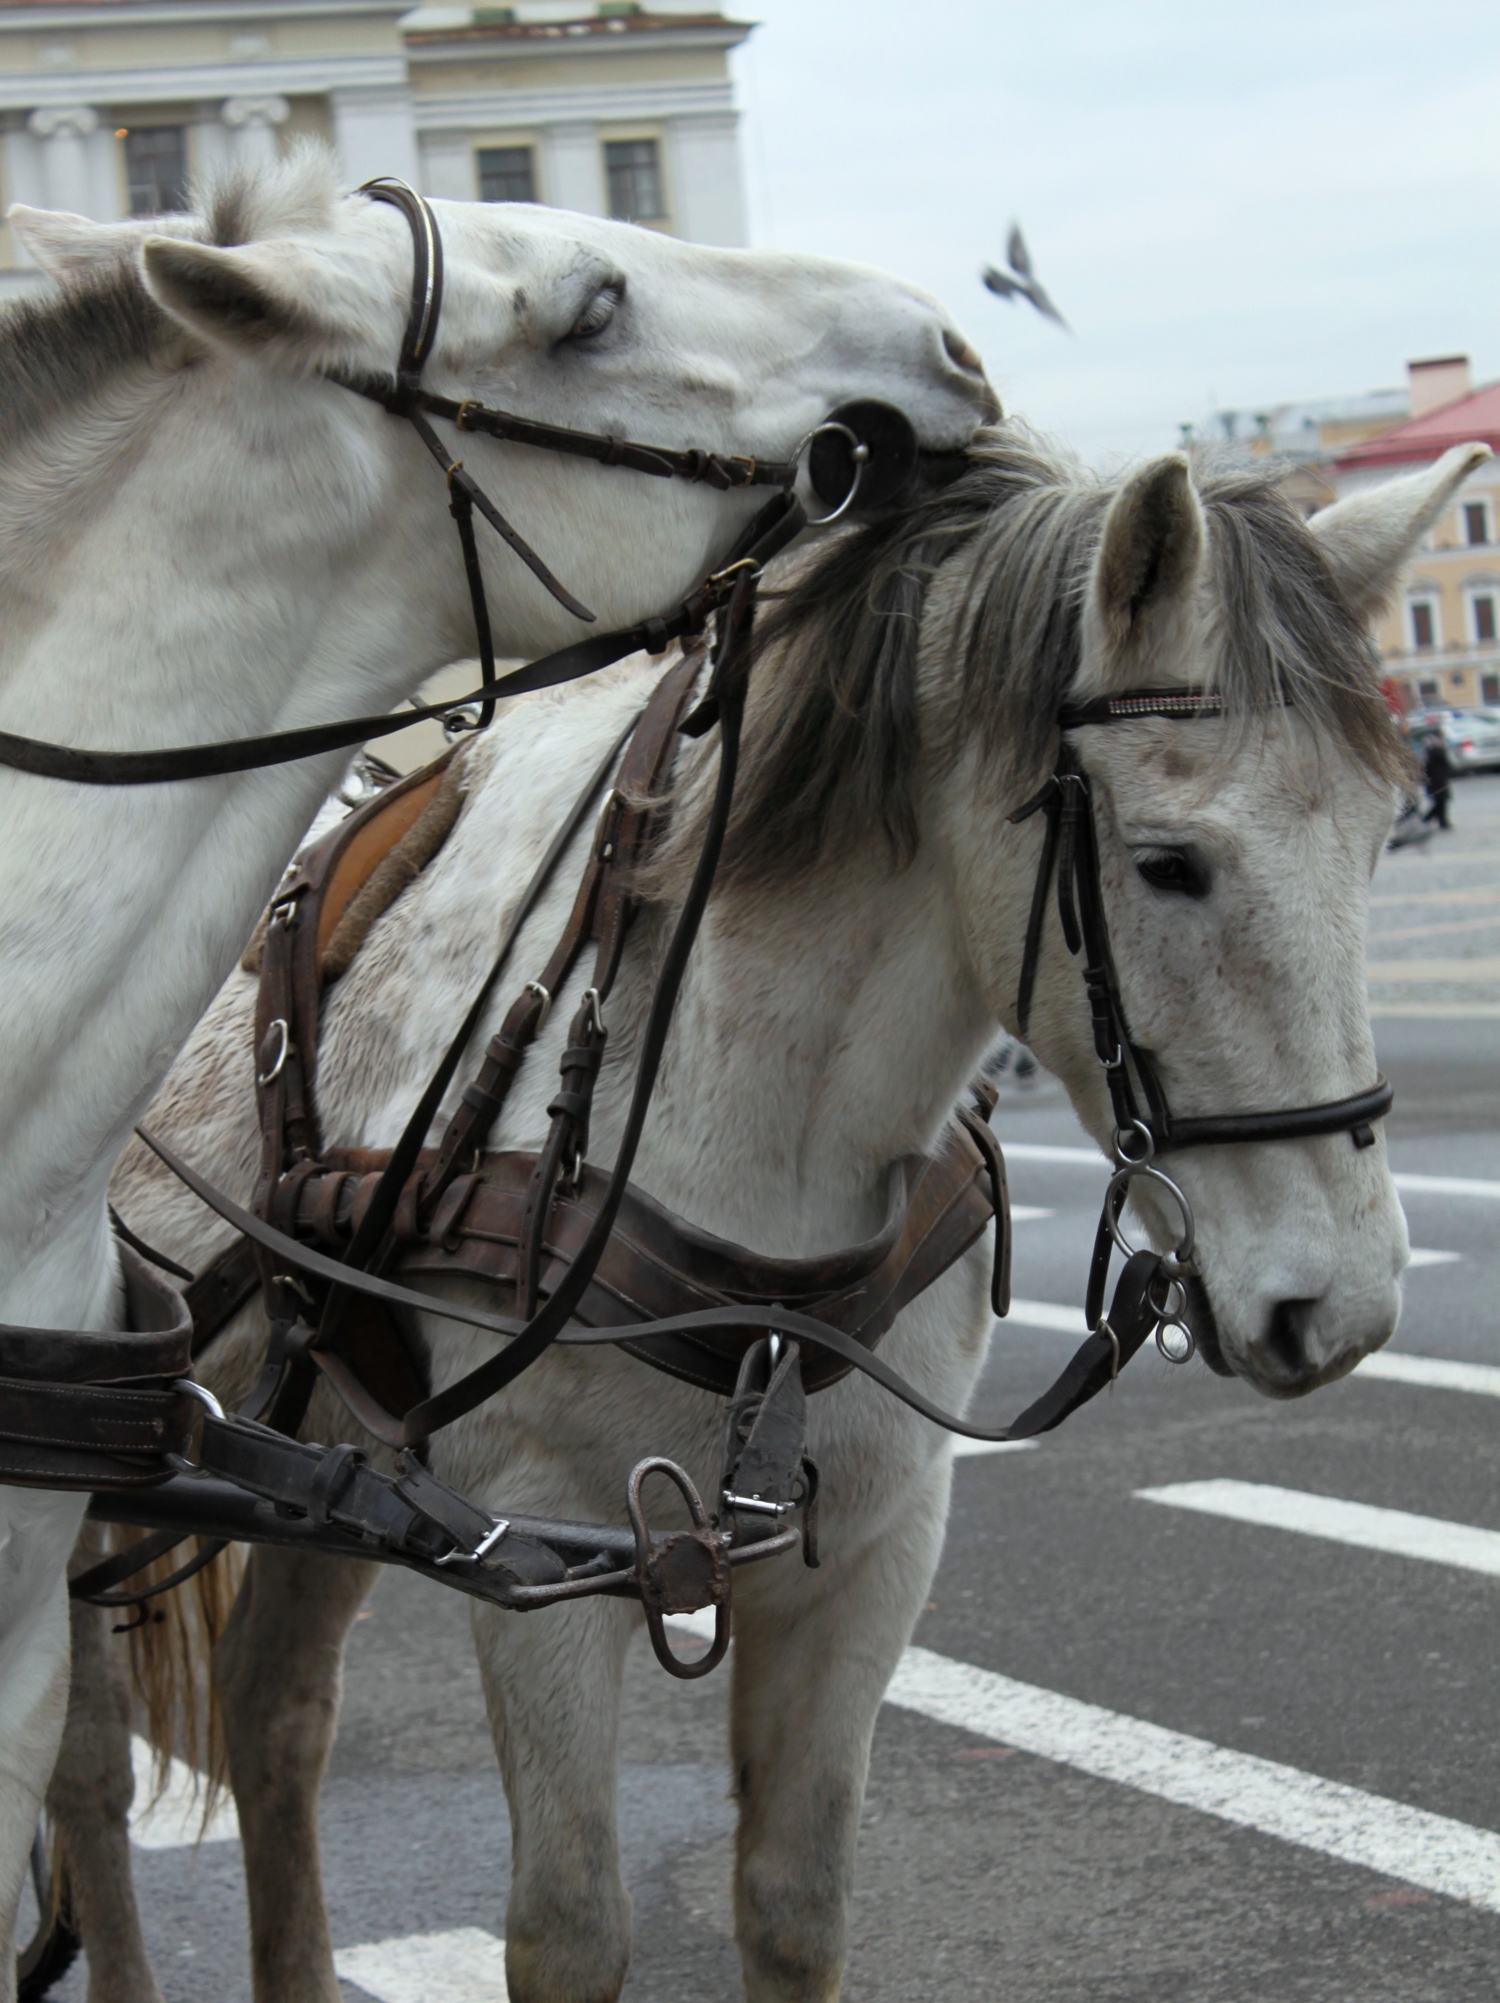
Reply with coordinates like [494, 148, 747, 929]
[1391, 1171, 1500, 1199]
[950, 1437, 1037, 1460]
[884, 1648, 1500, 1912]
[334, 1928, 509, 2002]
[1136, 1480, 1500, 1578]
[661, 1611, 1500, 1910]
[1357, 1352, 1500, 1396]
[1003, 1139, 1500, 1203]
[128, 1737, 239, 1850]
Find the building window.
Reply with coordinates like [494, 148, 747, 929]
[1474, 593, 1498, 644]
[605, 139, 664, 223]
[1410, 600, 1437, 650]
[123, 126, 189, 216]
[1465, 501, 1490, 547]
[477, 146, 535, 204]
[1484, 674, 1500, 705]
[1419, 678, 1440, 701]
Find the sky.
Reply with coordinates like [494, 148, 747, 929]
[729, 2, 1500, 468]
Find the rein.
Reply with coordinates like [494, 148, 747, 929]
[1010, 684, 1394, 1363]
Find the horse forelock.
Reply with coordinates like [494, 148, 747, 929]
[0, 145, 340, 457]
[690, 426, 1406, 895]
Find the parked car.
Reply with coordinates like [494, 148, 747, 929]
[1406, 709, 1500, 773]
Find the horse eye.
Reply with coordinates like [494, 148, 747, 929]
[1135, 848, 1211, 899]
[568, 282, 623, 341]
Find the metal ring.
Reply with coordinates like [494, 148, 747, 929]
[1148, 1274, 1187, 1324]
[796, 420, 872, 526]
[1155, 1321, 1197, 1366]
[1104, 1162, 1196, 1266]
[1113, 1119, 1155, 1167]
[172, 1378, 225, 1421]
[256, 1018, 290, 1087]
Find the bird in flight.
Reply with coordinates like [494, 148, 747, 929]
[982, 224, 1070, 331]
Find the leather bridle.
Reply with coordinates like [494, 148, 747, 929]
[1010, 684, 1394, 1362]
[0, 177, 919, 788]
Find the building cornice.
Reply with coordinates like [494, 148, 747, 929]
[405, 19, 749, 64]
[414, 75, 732, 127]
[0, 50, 406, 109]
[0, 1, 409, 28]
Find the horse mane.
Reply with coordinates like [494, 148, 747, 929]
[0, 146, 340, 456]
[692, 425, 1407, 893]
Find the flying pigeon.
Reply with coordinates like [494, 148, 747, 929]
[982, 224, 1070, 331]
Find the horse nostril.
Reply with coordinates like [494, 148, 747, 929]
[943, 327, 986, 377]
[1264, 1297, 1318, 1378]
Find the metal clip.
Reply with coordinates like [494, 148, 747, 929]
[435, 1518, 511, 1567]
[722, 1493, 795, 1517]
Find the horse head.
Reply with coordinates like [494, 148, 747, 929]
[996, 441, 1489, 1396]
[10, 149, 995, 655]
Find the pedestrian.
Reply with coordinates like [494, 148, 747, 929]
[1422, 734, 1453, 829]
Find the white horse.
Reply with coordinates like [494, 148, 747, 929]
[86, 430, 1489, 2003]
[0, 139, 995, 1991]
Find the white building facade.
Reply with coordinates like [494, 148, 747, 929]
[0, 0, 751, 290]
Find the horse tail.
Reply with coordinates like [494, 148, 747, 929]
[119, 1530, 245, 1830]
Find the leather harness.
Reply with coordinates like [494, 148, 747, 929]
[1, 183, 1399, 1670]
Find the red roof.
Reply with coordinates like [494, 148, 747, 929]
[1333, 380, 1500, 470]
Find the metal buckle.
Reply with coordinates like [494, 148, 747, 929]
[579, 986, 605, 1038]
[722, 1493, 795, 1517]
[705, 555, 762, 592]
[525, 980, 552, 1029]
[257, 1018, 291, 1087]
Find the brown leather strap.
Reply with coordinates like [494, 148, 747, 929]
[0, 1243, 195, 1491]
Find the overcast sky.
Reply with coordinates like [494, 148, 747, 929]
[730, 2, 1500, 468]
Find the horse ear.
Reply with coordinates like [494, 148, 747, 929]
[1092, 453, 1204, 650]
[1310, 443, 1493, 625]
[8, 203, 197, 280]
[139, 236, 334, 364]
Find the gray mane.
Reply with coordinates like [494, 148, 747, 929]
[0, 150, 338, 456]
[704, 425, 1405, 891]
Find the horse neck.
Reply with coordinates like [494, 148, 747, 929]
[0, 364, 455, 1323]
[625, 826, 999, 1256]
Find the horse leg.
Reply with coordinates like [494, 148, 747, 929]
[46, 1549, 164, 2003]
[730, 1463, 951, 2003]
[471, 1594, 635, 2003]
[215, 1546, 377, 2003]
[0, 1490, 88, 2003]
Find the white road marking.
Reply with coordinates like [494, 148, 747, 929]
[1392, 1171, 1500, 1199]
[1004, 1139, 1500, 1204]
[1406, 1246, 1462, 1266]
[999, 1142, 1105, 1166]
[1005, 1297, 1088, 1334]
[1368, 1004, 1500, 1019]
[1358, 1353, 1500, 1397]
[335, 1928, 509, 2002]
[885, 1648, 1500, 1913]
[1367, 956, 1500, 981]
[1009, 1204, 1053, 1222]
[950, 1437, 1038, 1459]
[1371, 884, 1500, 908]
[1136, 1480, 1500, 1579]
[661, 1619, 1500, 1905]
[129, 1737, 239, 1850]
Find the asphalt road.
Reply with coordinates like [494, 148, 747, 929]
[33, 776, 1500, 2003]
